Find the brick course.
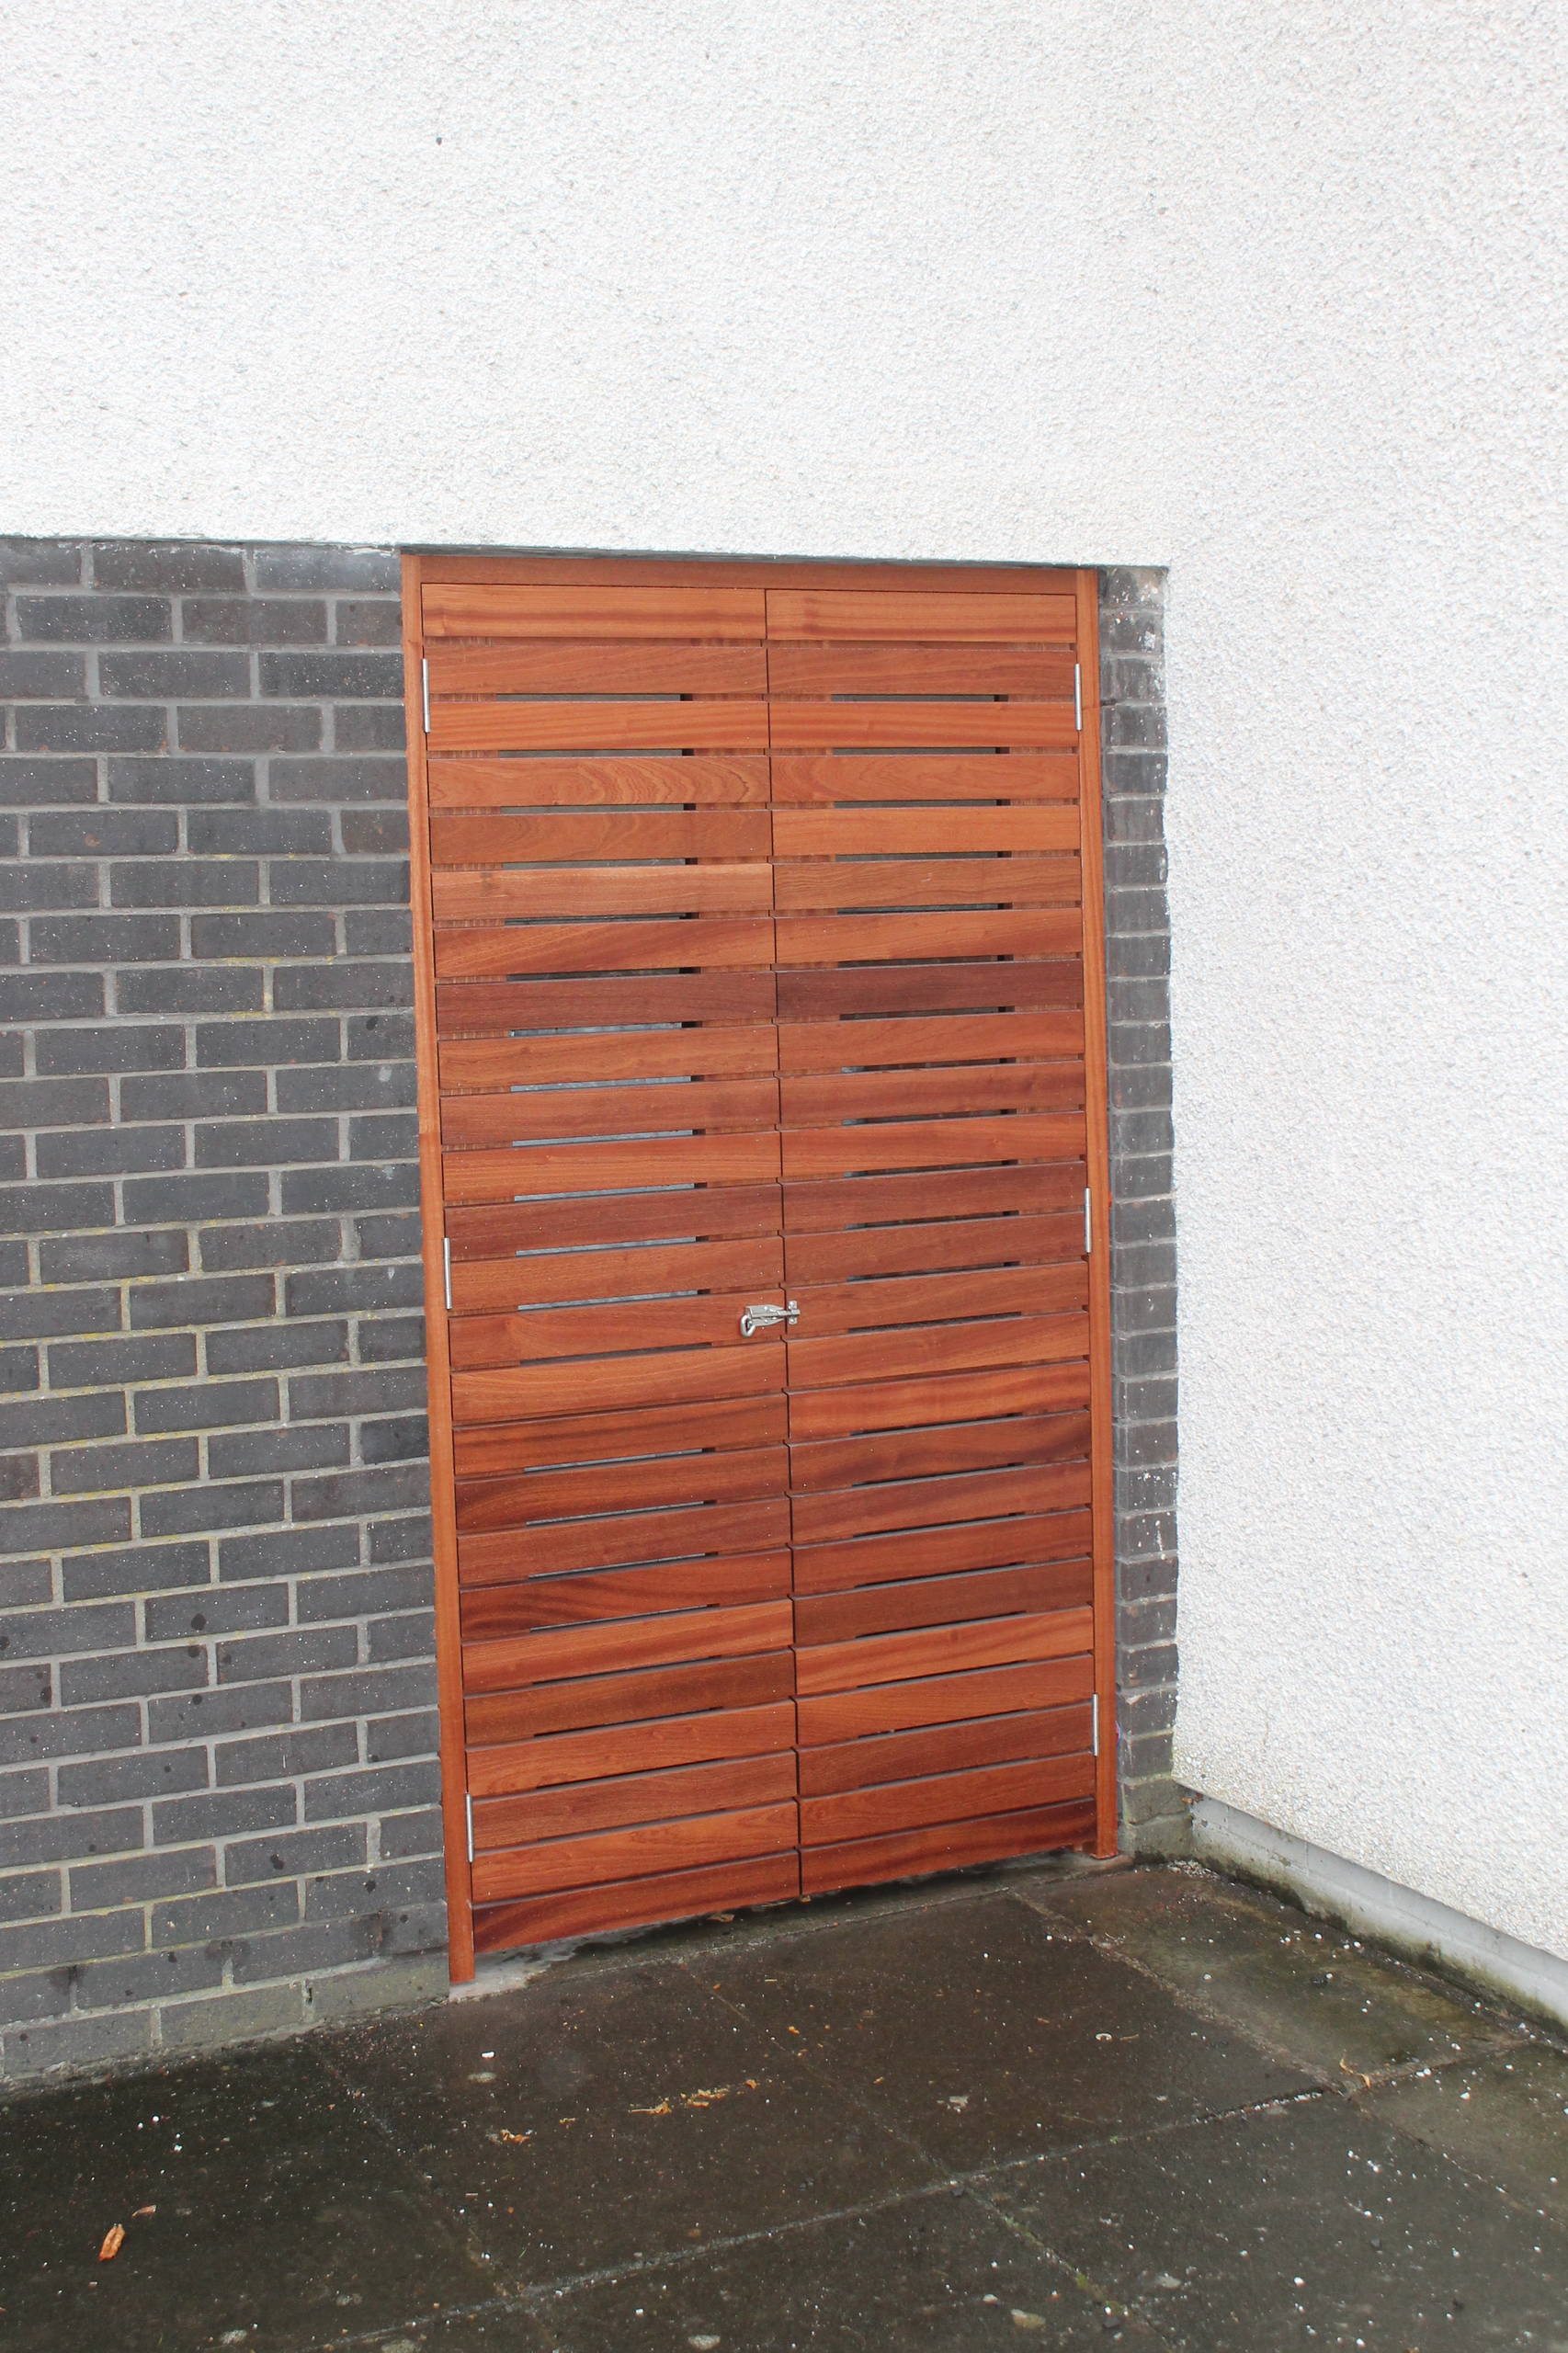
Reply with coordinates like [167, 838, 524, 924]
[0, 540, 444, 2078]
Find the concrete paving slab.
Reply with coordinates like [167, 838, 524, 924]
[1361, 2040, 1568, 2227]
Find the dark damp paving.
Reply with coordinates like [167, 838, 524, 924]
[1, 1864, 1565, 2353]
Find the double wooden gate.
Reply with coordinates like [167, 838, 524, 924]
[402, 556, 1114, 1979]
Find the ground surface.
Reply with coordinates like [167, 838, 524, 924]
[2, 1861, 1565, 2351]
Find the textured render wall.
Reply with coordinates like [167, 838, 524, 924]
[1, 5, 1565, 1955]
[0, 540, 443, 2075]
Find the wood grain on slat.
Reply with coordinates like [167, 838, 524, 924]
[451, 1344, 783, 1428]
[429, 700, 769, 755]
[796, 1653, 1093, 1745]
[799, 1799, 1094, 1895]
[792, 1463, 1094, 1549]
[455, 1444, 785, 1533]
[466, 1652, 793, 1746]
[432, 863, 772, 922]
[788, 1312, 1090, 1393]
[786, 1212, 1081, 1290]
[775, 911, 1080, 970]
[788, 1361, 1091, 1444]
[428, 642, 767, 697]
[459, 1502, 790, 1588]
[781, 1063, 1083, 1129]
[448, 1290, 773, 1371]
[452, 1392, 786, 1478]
[774, 805, 1081, 858]
[801, 1751, 1095, 1847]
[437, 971, 777, 1037]
[469, 1699, 796, 1797]
[770, 753, 1080, 803]
[766, 589, 1076, 642]
[769, 702, 1075, 753]
[471, 1801, 797, 1904]
[798, 1699, 1092, 1796]
[772, 856, 1079, 915]
[795, 1560, 1089, 1646]
[784, 1160, 1084, 1234]
[448, 1183, 782, 1263]
[472, 1851, 799, 1952]
[474, 1751, 797, 1850]
[427, 756, 770, 808]
[434, 917, 774, 982]
[441, 1130, 780, 1206]
[791, 1506, 1094, 1597]
[767, 644, 1076, 697]
[463, 1598, 792, 1697]
[442, 1028, 778, 1094]
[778, 1011, 1081, 1074]
[423, 583, 767, 640]
[780, 1114, 1085, 1182]
[450, 1234, 783, 1315]
[442, 1075, 778, 1149]
[460, 1551, 790, 1640]
[431, 809, 772, 866]
[790, 1408, 1092, 1493]
[794, 1606, 1095, 1698]
[790, 1262, 1087, 1338]
[776, 961, 1081, 1022]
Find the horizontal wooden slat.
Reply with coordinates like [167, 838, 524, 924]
[431, 810, 770, 869]
[790, 1407, 1092, 1493]
[472, 1850, 799, 1952]
[442, 1027, 778, 1093]
[770, 753, 1080, 804]
[466, 1652, 792, 1745]
[784, 1160, 1084, 1235]
[460, 1550, 790, 1639]
[428, 700, 769, 755]
[792, 1463, 1092, 1548]
[428, 642, 767, 696]
[460, 1503, 790, 1587]
[795, 1605, 1094, 1698]
[433, 917, 775, 981]
[775, 912, 1080, 969]
[451, 1345, 783, 1427]
[781, 1063, 1083, 1129]
[767, 645, 1076, 696]
[801, 1751, 1095, 1846]
[452, 1393, 786, 1478]
[442, 1075, 778, 1149]
[468, 1699, 796, 1798]
[790, 1262, 1087, 1339]
[427, 756, 770, 808]
[450, 1234, 783, 1315]
[791, 1505, 1094, 1597]
[447, 1184, 782, 1263]
[448, 1290, 772, 1371]
[796, 1560, 1090, 1646]
[769, 702, 1074, 753]
[441, 1131, 780, 1206]
[789, 1312, 1089, 1393]
[780, 1114, 1085, 1182]
[437, 971, 777, 1037]
[463, 1598, 792, 1697]
[778, 1010, 1083, 1074]
[471, 1801, 797, 1904]
[796, 1652, 1093, 1745]
[776, 806, 1080, 858]
[474, 1751, 796, 1850]
[799, 1798, 1094, 1893]
[785, 1212, 1081, 1290]
[433, 863, 772, 922]
[789, 1361, 1091, 1444]
[772, 856, 1079, 914]
[456, 1444, 785, 1534]
[766, 589, 1076, 642]
[776, 961, 1081, 1022]
[423, 583, 767, 640]
[798, 1699, 1092, 1796]
[425, 557, 1069, 592]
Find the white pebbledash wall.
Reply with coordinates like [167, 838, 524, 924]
[5, 4, 1565, 1961]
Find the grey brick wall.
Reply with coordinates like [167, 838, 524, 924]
[1097, 569, 1186, 1854]
[0, 539, 445, 2079]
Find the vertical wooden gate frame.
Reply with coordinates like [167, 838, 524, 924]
[401, 555, 1114, 1982]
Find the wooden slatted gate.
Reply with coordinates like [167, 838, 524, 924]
[403, 557, 1114, 1980]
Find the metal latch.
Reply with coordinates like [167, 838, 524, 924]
[739, 1300, 801, 1338]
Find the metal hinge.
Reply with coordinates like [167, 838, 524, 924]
[1091, 1695, 1099, 1756]
[442, 1234, 452, 1311]
[465, 1790, 474, 1862]
[422, 656, 431, 735]
[1074, 662, 1082, 733]
[1084, 1187, 1093, 1256]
